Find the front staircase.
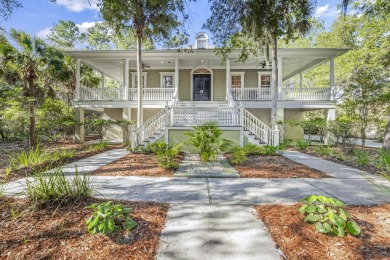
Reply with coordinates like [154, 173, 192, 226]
[130, 99, 279, 148]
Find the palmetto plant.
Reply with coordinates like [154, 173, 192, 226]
[185, 121, 232, 162]
[0, 29, 64, 147]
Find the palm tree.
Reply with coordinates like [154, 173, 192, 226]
[0, 29, 63, 147]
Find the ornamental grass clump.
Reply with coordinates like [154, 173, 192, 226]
[86, 201, 137, 235]
[354, 149, 370, 166]
[299, 195, 361, 237]
[25, 167, 93, 207]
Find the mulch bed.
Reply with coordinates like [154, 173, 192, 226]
[91, 152, 185, 177]
[225, 154, 329, 178]
[0, 143, 122, 183]
[255, 204, 390, 260]
[0, 197, 168, 259]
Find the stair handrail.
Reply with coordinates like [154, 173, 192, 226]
[241, 108, 275, 145]
[131, 109, 165, 148]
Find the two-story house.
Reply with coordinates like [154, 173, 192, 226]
[65, 33, 347, 149]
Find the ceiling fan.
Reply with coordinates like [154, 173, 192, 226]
[257, 61, 272, 69]
[132, 62, 150, 69]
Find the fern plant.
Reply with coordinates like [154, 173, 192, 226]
[185, 121, 232, 162]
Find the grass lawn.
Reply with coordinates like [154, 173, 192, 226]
[0, 197, 168, 259]
[255, 203, 390, 259]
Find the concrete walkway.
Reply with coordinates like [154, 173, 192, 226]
[4, 148, 390, 259]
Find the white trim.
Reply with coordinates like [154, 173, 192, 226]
[131, 72, 148, 88]
[159, 72, 175, 88]
[191, 66, 213, 101]
[257, 72, 271, 87]
[231, 71, 245, 89]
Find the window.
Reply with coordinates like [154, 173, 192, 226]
[131, 72, 147, 88]
[231, 72, 245, 88]
[258, 73, 271, 87]
[160, 72, 174, 88]
[195, 32, 208, 49]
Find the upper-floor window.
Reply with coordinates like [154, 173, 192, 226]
[195, 33, 208, 49]
[231, 72, 245, 88]
[160, 72, 174, 88]
[258, 73, 271, 88]
[131, 72, 147, 88]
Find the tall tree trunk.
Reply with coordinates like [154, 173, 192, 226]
[136, 34, 143, 128]
[270, 36, 278, 129]
[383, 115, 390, 150]
[28, 77, 36, 147]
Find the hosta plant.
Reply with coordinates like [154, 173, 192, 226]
[86, 201, 137, 235]
[299, 195, 361, 237]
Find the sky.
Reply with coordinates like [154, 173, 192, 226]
[1, 0, 343, 48]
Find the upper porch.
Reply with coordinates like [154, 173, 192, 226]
[65, 48, 348, 107]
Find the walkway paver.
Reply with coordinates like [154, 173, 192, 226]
[174, 154, 240, 178]
[156, 204, 280, 260]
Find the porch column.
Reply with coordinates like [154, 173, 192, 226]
[175, 58, 179, 101]
[76, 59, 81, 100]
[122, 108, 131, 145]
[277, 57, 283, 97]
[330, 56, 335, 100]
[123, 58, 130, 100]
[101, 72, 105, 100]
[299, 72, 303, 98]
[226, 58, 231, 100]
[324, 108, 336, 145]
[75, 108, 85, 143]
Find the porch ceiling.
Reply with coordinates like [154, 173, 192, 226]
[65, 48, 349, 82]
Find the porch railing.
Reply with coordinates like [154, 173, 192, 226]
[231, 87, 331, 101]
[80, 87, 124, 101]
[170, 107, 240, 126]
[231, 87, 272, 101]
[129, 88, 175, 101]
[242, 108, 275, 145]
[278, 87, 331, 100]
[131, 109, 165, 148]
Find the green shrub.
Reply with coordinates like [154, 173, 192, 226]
[53, 149, 76, 160]
[295, 140, 311, 151]
[264, 145, 278, 155]
[25, 167, 93, 206]
[230, 146, 248, 165]
[155, 143, 182, 169]
[86, 201, 137, 235]
[88, 141, 109, 152]
[243, 143, 266, 155]
[314, 145, 334, 156]
[299, 195, 361, 237]
[185, 121, 232, 162]
[354, 149, 370, 166]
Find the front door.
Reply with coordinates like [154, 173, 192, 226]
[193, 74, 211, 101]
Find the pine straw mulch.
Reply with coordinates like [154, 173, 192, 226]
[0, 197, 168, 260]
[91, 152, 185, 177]
[255, 204, 390, 260]
[225, 154, 330, 178]
[0, 143, 122, 183]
